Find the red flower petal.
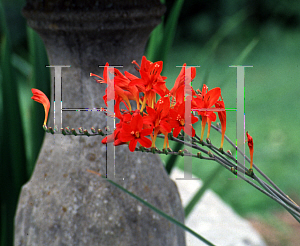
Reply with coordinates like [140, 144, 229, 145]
[129, 138, 138, 152]
[31, 88, 50, 126]
[138, 136, 152, 148]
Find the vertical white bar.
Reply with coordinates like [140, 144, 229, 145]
[176, 66, 200, 180]
[106, 66, 115, 179]
[103, 65, 124, 180]
[229, 65, 253, 178]
[46, 65, 71, 145]
[55, 67, 62, 133]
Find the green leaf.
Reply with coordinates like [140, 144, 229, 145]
[159, 0, 184, 63]
[26, 26, 50, 176]
[0, 2, 27, 246]
[145, 0, 185, 64]
[145, 21, 164, 62]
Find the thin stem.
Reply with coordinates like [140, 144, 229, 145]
[234, 170, 300, 219]
[52, 123, 300, 223]
[210, 123, 299, 207]
[155, 132, 300, 221]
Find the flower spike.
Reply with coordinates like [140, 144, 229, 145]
[31, 88, 50, 127]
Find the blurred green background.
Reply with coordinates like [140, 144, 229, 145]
[1, 0, 300, 245]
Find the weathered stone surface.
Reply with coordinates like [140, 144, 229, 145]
[15, 138, 185, 246]
[15, 2, 185, 245]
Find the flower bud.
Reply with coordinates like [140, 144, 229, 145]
[84, 129, 90, 136]
[167, 147, 173, 152]
[178, 150, 184, 156]
[151, 147, 158, 154]
[65, 127, 71, 134]
[98, 129, 104, 136]
[43, 125, 48, 131]
[197, 152, 202, 158]
[231, 167, 237, 175]
[48, 127, 54, 134]
[71, 128, 77, 136]
[162, 148, 168, 155]
[246, 168, 254, 177]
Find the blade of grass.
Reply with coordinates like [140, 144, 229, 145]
[0, 2, 27, 246]
[17, 75, 33, 170]
[26, 26, 50, 177]
[11, 52, 33, 172]
[145, 21, 164, 62]
[203, 8, 251, 58]
[11, 53, 31, 76]
[199, 8, 252, 88]
[233, 37, 259, 65]
[159, 0, 184, 63]
[145, 0, 184, 64]
[86, 170, 216, 246]
[219, 37, 259, 86]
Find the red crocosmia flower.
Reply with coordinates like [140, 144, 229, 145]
[101, 116, 126, 147]
[101, 125, 124, 146]
[169, 102, 198, 138]
[119, 114, 153, 152]
[171, 84, 188, 106]
[91, 63, 135, 111]
[129, 56, 168, 110]
[113, 69, 140, 110]
[169, 64, 196, 99]
[124, 71, 146, 96]
[192, 84, 221, 140]
[246, 131, 254, 169]
[143, 97, 171, 148]
[31, 88, 50, 126]
[102, 96, 142, 147]
[215, 99, 226, 149]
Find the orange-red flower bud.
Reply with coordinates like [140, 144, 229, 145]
[31, 88, 50, 126]
[246, 131, 254, 169]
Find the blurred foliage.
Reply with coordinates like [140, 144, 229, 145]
[159, 0, 300, 221]
[175, 0, 300, 43]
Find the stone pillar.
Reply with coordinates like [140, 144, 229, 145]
[15, 1, 186, 245]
